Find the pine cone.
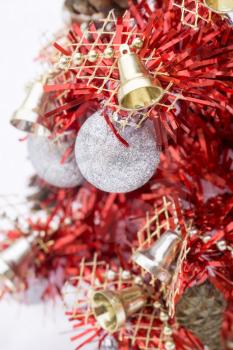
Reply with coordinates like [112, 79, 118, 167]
[176, 282, 226, 350]
[64, 0, 128, 23]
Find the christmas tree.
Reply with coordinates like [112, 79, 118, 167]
[1, 0, 233, 349]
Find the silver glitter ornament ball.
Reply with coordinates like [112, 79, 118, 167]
[75, 113, 160, 193]
[28, 134, 83, 188]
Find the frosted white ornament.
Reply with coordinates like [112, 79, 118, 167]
[75, 113, 160, 193]
[28, 134, 83, 188]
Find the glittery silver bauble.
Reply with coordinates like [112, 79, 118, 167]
[28, 134, 83, 188]
[75, 113, 160, 193]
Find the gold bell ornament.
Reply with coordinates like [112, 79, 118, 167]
[0, 232, 39, 290]
[204, 0, 233, 13]
[132, 230, 181, 283]
[117, 44, 164, 110]
[10, 79, 51, 136]
[91, 285, 148, 333]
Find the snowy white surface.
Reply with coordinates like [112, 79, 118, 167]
[0, 1, 76, 349]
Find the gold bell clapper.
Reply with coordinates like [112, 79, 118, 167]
[91, 286, 148, 333]
[117, 44, 164, 110]
[132, 230, 181, 283]
[204, 0, 233, 13]
[10, 80, 51, 136]
[0, 233, 38, 290]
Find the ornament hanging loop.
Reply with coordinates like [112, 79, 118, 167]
[119, 44, 131, 55]
[117, 44, 163, 111]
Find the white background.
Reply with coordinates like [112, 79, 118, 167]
[0, 1, 75, 349]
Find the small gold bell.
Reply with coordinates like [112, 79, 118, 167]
[91, 285, 147, 333]
[0, 233, 38, 290]
[10, 80, 51, 136]
[204, 0, 233, 13]
[117, 44, 163, 110]
[132, 230, 181, 283]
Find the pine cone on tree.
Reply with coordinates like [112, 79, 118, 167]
[64, 0, 129, 23]
[176, 282, 226, 350]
